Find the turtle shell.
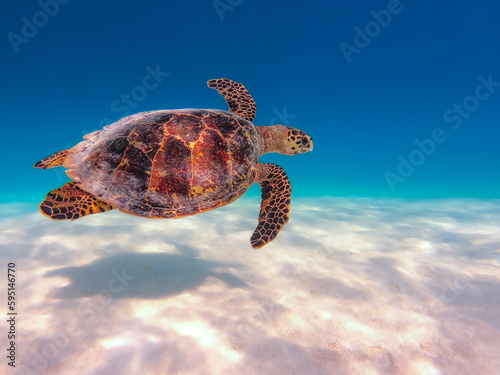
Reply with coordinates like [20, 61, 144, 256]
[63, 109, 261, 218]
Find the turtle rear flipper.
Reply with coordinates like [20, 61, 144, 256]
[251, 163, 291, 248]
[40, 182, 114, 220]
[34, 150, 70, 169]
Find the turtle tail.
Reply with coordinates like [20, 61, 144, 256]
[34, 150, 70, 169]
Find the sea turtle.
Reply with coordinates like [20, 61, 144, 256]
[34, 79, 313, 248]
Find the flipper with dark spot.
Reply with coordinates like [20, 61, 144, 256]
[251, 163, 291, 248]
[40, 182, 114, 220]
[207, 78, 257, 122]
[34, 150, 70, 169]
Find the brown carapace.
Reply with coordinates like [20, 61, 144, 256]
[34, 78, 313, 248]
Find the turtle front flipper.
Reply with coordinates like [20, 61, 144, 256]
[251, 163, 291, 248]
[207, 78, 257, 122]
[40, 182, 114, 220]
[34, 150, 70, 169]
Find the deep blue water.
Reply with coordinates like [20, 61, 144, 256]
[2, 0, 500, 203]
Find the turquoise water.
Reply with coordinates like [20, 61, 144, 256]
[1, 1, 500, 374]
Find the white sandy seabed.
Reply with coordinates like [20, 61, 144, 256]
[0, 196, 499, 375]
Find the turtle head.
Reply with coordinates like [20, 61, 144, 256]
[282, 126, 313, 155]
[258, 125, 313, 156]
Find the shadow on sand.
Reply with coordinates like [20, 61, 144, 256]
[45, 251, 248, 300]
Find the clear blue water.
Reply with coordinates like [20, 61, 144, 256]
[1, 1, 499, 203]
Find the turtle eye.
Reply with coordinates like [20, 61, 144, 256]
[299, 134, 313, 152]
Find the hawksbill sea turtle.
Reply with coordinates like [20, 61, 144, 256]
[34, 79, 313, 248]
